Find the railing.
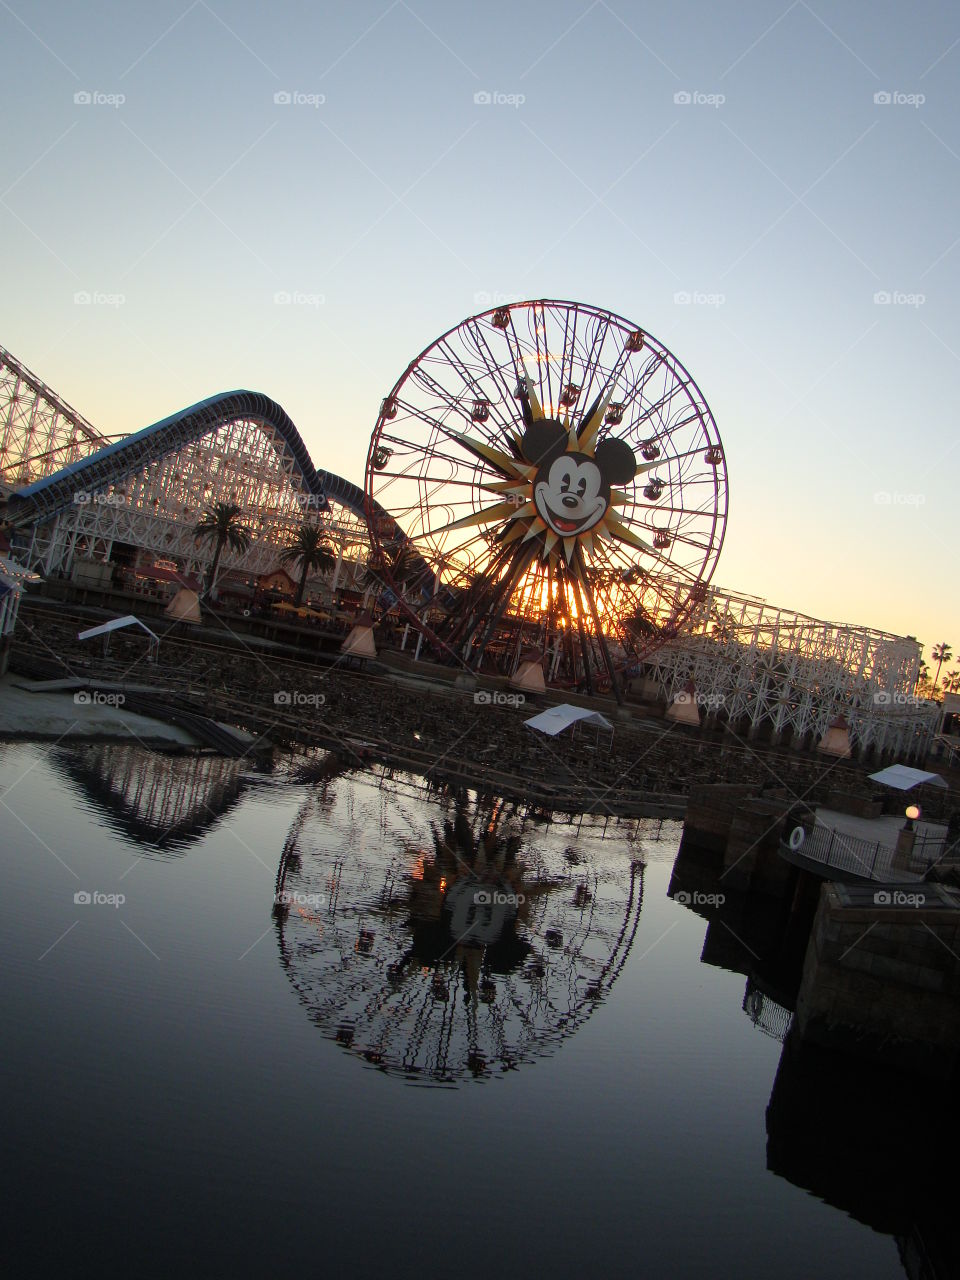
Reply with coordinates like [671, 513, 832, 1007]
[790, 823, 944, 881]
[742, 982, 793, 1043]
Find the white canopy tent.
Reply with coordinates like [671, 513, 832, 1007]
[868, 764, 947, 791]
[524, 703, 614, 745]
[78, 615, 160, 661]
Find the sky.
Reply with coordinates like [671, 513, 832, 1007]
[1, 0, 957, 662]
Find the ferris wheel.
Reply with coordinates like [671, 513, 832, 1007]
[365, 299, 728, 694]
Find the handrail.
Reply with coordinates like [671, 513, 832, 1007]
[789, 822, 943, 881]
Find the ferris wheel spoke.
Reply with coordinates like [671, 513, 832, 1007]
[460, 322, 530, 435]
[434, 336, 520, 441]
[570, 311, 614, 415]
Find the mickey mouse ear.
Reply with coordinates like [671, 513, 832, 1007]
[594, 438, 637, 485]
[521, 420, 569, 467]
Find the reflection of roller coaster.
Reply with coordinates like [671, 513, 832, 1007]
[274, 773, 645, 1084]
[51, 743, 247, 852]
[48, 742, 345, 853]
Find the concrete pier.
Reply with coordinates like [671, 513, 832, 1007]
[795, 882, 960, 1078]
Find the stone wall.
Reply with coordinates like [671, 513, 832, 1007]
[795, 882, 960, 1078]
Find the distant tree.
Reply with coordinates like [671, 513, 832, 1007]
[279, 523, 335, 606]
[943, 669, 960, 695]
[192, 502, 252, 599]
[931, 642, 954, 692]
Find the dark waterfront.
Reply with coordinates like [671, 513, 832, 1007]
[0, 742, 946, 1278]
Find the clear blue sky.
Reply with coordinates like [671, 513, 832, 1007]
[2, 0, 957, 657]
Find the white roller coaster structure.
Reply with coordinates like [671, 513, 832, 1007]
[635, 579, 935, 759]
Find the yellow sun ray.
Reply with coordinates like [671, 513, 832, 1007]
[578, 388, 615, 454]
[521, 364, 544, 421]
[440, 424, 525, 477]
[482, 475, 534, 493]
[431, 501, 521, 535]
[501, 521, 531, 545]
[604, 512, 652, 552]
[635, 457, 662, 476]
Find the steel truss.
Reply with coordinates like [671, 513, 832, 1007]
[0, 344, 109, 490]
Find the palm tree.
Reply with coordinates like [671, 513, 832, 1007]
[362, 539, 424, 596]
[279, 522, 335, 606]
[915, 658, 930, 698]
[943, 669, 960, 695]
[931, 641, 953, 692]
[192, 502, 252, 598]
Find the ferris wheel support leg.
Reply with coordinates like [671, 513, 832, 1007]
[567, 571, 597, 696]
[573, 548, 624, 706]
[575, 612, 594, 695]
[469, 544, 538, 671]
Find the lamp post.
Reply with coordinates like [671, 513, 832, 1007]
[895, 803, 922, 872]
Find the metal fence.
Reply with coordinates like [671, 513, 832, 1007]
[795, 823, 944, 881]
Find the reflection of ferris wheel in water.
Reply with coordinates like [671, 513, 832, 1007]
[274, 779, 645, 1084]
[365, 300, 728, 696]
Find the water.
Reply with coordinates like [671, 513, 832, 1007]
[0, 742, 909, 1278]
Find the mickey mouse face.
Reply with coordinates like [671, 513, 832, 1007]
[522, 418, 638, 542]
[534, 453, 608, 537]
